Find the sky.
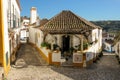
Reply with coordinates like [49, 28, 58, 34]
[20, 0, 120, 21]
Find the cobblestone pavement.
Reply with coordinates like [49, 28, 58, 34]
[0, 67, 3, 79]
[7, 44, 120, 80]
[14, 44, 48, 67]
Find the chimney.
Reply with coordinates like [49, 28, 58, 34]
[30, 7, 37, 24]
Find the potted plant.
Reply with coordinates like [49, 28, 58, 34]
[83, 43, 89, 50]
[41, 42, 51, 49]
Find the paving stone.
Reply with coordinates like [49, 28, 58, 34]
[0, 67, 4, 80]
[7, 44, 120, 80]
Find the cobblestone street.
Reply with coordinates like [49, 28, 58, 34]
[14, 44, 48, 67]
[7, 44, 120, 80]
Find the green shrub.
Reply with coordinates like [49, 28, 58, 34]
[41, 42, 51, 49]
[53, 44, 59, 50]
[83, 43, 88, 50]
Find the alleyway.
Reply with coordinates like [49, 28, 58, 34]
[7, 44, 120, 80]
[13, 44, 48, 68]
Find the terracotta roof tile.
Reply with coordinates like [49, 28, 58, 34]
[40, 10, 101, 34]
[105, 39, 114, 45]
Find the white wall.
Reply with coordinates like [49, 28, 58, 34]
[52, 51, 61, 62]
[104, 42, 112, 52]
[10, 0, 20, 28]
[29, 27, 36, 44]
[29, 27, 51, 58]
[3, 0, 10, 58]
[11, 0, 20, 16]
[85, 28, 102, 58]
[29, 27, 44, 48]
[52, 35, 61, 47]
[45, 34, 55, 44]
[92, 29, 98, 42]
[99, 29, 102, 48]
[36, 29, 43, 48]
[73, 35, 80, 48]
[30, 7, 37, 24]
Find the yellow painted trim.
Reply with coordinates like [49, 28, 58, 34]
[0, 0, 10, 76]
[52, 62, 61, 66]
[0, 0, 3, 66]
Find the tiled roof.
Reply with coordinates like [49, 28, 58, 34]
[102, 32, 108, 37]
[40, 19, 49, 26]
[105, 39, 114, 45]
[40, 10, 101, 34]
[34, 19, 49, 28]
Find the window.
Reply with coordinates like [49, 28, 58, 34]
[12, 5, 15, 28]
[18, 18, 20, 27]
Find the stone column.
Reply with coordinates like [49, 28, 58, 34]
[81, 37, 83, 51]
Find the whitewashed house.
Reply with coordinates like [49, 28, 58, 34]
[102, 31, 115, 42]
[7, 0, 21, 63]
[103, 39, 114, 52]
[20, 16, 30, 43]
[21, 16, 30, 28]
[29, 10, 102, 67]
[22, 7, 40, 43]
[0, 0, 21, 75]
[102, 31, 115, 52]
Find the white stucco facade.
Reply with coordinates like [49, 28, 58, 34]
[29, 27, 102, 63]
[84, 28, 102, 59]
[3, 0, 10, 61]
[29, 27, 44, 47]
[0, 0, 21, 74]
[8, 0, 21, 28]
